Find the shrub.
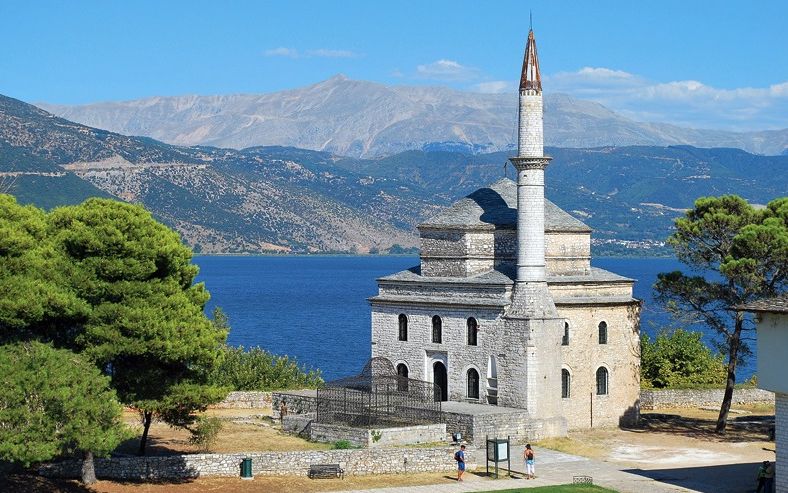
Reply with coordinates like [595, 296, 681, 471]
[641, 329, 727, 389]
[208, 345, 323, 391]
[188, 416, 223, 452]
[333, 440, 352, 449]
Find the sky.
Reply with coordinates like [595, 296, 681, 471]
[1, 0, 787, 131]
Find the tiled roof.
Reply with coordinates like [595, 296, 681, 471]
[736, 295, 788, 313]
[377, 265, 632, 285]
[419, 178, 591, 232]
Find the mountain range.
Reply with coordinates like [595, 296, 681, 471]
[39, 75, 788, 158]
[2, 93, 787, 256]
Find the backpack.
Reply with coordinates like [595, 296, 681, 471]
[454, 451, 461, 461]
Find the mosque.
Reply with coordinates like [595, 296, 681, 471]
[369, 29, 641, 434]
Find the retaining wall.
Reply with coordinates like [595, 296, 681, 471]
[211, 391, 272, 409]
[40, 447, 474, 480]
[640, 388, 775, 410]
[282, 414, 446, 447]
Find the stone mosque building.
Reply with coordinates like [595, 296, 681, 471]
[370, 29, 641, 435]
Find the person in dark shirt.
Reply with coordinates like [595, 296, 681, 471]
[455, 444, 466, 481]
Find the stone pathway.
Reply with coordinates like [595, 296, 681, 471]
[341, 446, 703, 493]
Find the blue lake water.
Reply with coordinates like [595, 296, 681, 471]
[195, 256, 754, 381]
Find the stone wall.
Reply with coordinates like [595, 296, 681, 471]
[776, 392, 786, 493]
[283, 415, 446, 448]
[640, 388, 776, 410]
[443, 409, 562, 446]
[557, 302, 641, 429]
[272, 391, 317, 418]
[40, 447, 476, 480]
[211, 391, 272, 409]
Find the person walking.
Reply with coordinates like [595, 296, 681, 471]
[454, 444, 466, 482]
[523, 444, 535, 479]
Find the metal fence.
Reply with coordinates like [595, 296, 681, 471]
[315, 358, 442, 428]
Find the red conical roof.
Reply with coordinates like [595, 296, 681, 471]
[519, 29, 542, 92]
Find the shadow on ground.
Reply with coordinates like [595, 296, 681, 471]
[623, 461, 762, 493]
[626, 413, 774, 443]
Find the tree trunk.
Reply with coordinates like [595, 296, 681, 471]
[716, 312, 743, 433]
[138, 410, 153, 456]
[81, 450, 97, 485]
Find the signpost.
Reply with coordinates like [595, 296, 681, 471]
[485, 436, 511, 479]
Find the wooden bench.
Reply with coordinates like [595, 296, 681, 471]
[308, 463, 344, 479]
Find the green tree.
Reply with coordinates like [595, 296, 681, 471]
[655, 195, 787, 432]
[640, 329, 727, 389]
[0, 342, 130, 484]
[0, 195, 87, 343]
[209, 344, 323, 391]
[46, 198, 229, 455]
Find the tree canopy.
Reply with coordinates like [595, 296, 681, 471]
[655, 194, 787, 432]
[0, 195, 229, 455]
[0, 341, 129, 481]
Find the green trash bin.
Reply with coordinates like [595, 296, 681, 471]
[241, 457, 253, 480]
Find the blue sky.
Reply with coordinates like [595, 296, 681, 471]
[1, 0, 787, 130]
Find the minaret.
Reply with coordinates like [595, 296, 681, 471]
[506, 28, 558, 319]
[498, 29, 565, 432]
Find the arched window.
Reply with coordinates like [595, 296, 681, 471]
[598, 321, 608, 345]
[432, 315, 442, 343]
[467, 317, 478, 346]
[467, 368, 480, 399]
[596, 367, 609, 395]
[396, 363, 409, 391]
[562, 321, 570, 346]
[398, 314, 408, 341]
[561, 369, 571, 398]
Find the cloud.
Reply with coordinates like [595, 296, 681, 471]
[472, 80, 514, 94]
[263, 47, 361, 59]
[263, 47, 300, 58]
[416, 59, 478, 81]
[306, 49, 359, 58]
[545, 67, 788, 130]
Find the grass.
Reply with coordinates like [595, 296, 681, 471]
[474, 486, 617, 493]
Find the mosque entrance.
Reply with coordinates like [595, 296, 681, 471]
[433, 361, 448, 401]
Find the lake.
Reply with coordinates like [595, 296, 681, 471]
[195, 255, 754, 381]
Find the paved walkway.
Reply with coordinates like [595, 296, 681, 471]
[341, 446, 711, 493]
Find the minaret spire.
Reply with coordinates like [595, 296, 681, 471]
[519, 29, 542, 93]
[506, 27, 556, 318]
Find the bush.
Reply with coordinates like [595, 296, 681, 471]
[641, 329, 727, 389]
[188, 416, 223, 452]
[208, 345, 323, 391]
[333, 440, 352, 449]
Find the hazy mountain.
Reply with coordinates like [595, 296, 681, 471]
[0, 93, 435, 254]
[3, 93, 786, 256]
[39, 75, 788, 157]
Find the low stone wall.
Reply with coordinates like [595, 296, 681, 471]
[283, 415, 446, 448]
[443, 409, 563, 446]
[640, 388, 775, 410]
[272, 391, 318, 418]
[310, 422, 370, 447]
[211, 391, 272, 409]
[40, 447, 475, 480]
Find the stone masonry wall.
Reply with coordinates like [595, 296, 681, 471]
[640, 388, 775, 410]
[558, 303, 641, 429]
[371, 304, 508, 404]
[40, 447, 477, 480]
[272, 391, 317, 419]
[776, 392, 786, 493]
[211, 391, 272, 409]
